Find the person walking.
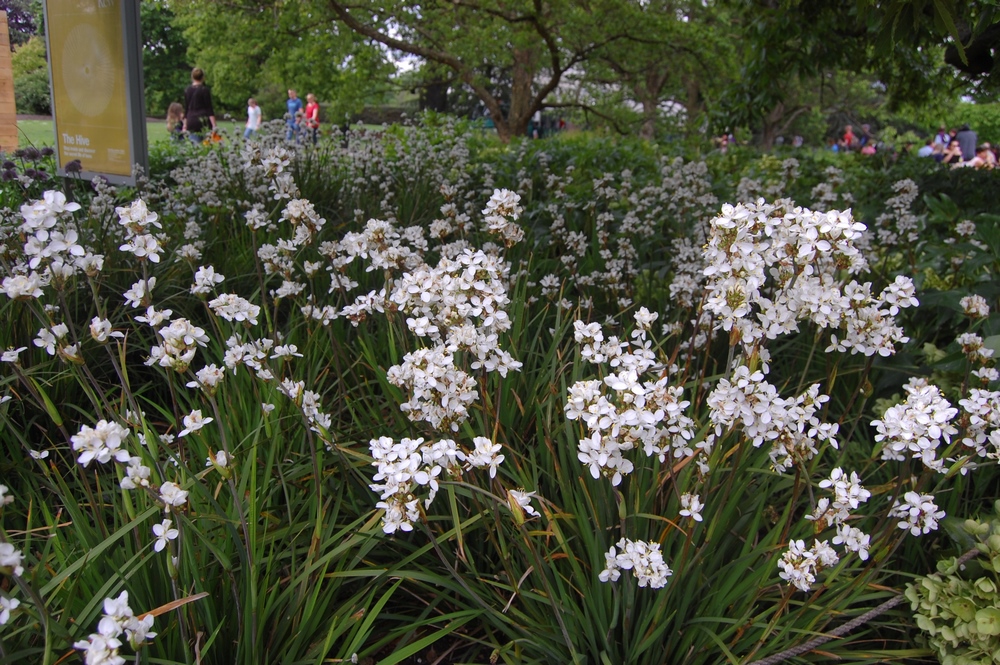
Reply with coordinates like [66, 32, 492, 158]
[304, 94, 320, 145]
[286, 89, 303, 142]
[244, 98, 262, 140]
[182, 68, 217, 144]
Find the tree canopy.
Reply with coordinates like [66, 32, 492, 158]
[8, 0, 997, 143]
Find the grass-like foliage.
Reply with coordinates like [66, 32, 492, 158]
[0, 118, 999, 665]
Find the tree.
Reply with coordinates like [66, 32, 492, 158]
[863, 0, 1000, 99]
[716, 0, 962, 148]
[326, 0, 629, 143]
[574, 0, 737, 139]
[141, 2, 192, 116]
[173, 0, 394, 120]
[0, 0, 40, 49]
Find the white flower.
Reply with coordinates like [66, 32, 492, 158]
[29, 449, 49, 460]
[508, 489, 540, 518]
[119, 457, 151, 490]
[178, 410, 213, 437]
[467, 437, 505, 478]
[2, 273, 44, 300]
[90, 317, 124, 343]
[0, 596, 19, 624]
[633, 307, 658, 331]
[209, 293, 260, 325]
[74, 633, 124, 665]
[1, 347, 27, 363]
[482, 188, 522, 220]
[119, 234, 162, 262]
[135, 306, 172, 328]
[833, 524, 871, 561]
[960, 294, 990, 319]
[679, 493, 704, 522]
[71, 420, 132, 467]
[0, 543, 24, 576]
[205, 450, 232, 469]
[190, 265, 225, 296]
[124, 614, 156, 648]
[158, 482, 189, 510]
[152, 519, 178, 552]
[185, 365, 225, 395]
[123, 277, 155, 308]
[0, 484, 13, 506]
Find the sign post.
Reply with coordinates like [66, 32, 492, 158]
[43, 0, 146, 185]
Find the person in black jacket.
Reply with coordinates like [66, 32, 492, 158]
[183, 68, 217, 144]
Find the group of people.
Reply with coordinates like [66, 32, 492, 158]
[166, 68, 322, 145]
[831, 124, 878, 154]
[282, 89, 321, 144]
[165, 67, 218, 144]
[916, 124, 996, 169]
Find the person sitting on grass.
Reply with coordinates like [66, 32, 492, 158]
[968, 144, 996, 170]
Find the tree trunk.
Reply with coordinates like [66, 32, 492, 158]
[504, 47, 539, 141]
[639, 99, 657, 140]
[637, 68, 668, 140]
[760, 101, 784, 150]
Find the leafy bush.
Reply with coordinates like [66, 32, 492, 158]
[11, 37, 50, 116]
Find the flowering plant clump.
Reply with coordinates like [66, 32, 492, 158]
[0, 117, 997, 664]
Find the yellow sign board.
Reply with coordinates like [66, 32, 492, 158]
[45, 0, 145, 182]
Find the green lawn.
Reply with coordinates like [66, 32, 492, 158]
[15, 118, 245, 148]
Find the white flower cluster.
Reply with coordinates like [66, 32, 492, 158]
[2, 191, 92, 301]
[679, 493, 704, 522]
[703, 199, 916, 356]
[803, 467, 873, 563]
[369, 435, 506, 533]
[872, 377, 958, 472]
[777, 539, 840, 592]
[116, 199, 163, 263]
[889, 491, 945, 536]
[706, 369, 838, 473]
[74, 591, 156, 665]
[146, 318, 210, 373]
[481, 188, 524, 246]
[281, 198, 326, 246]
[809, 166, 854, 211]
[599, 538, 672, 589]
[874, 178, 920, 247]
[0, 542, 23, 577]
[190, 265, 225, 296]
[34, 321, 81, 363]
[389, 248, 521, 376]
[960, 294, 990, 319]
[387, 347, 479, 431]
[566, 310, 695, 485]
[71, 419, 132, 467]
[958, 389, 1000, 459]
[955, 332, 994, 365]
